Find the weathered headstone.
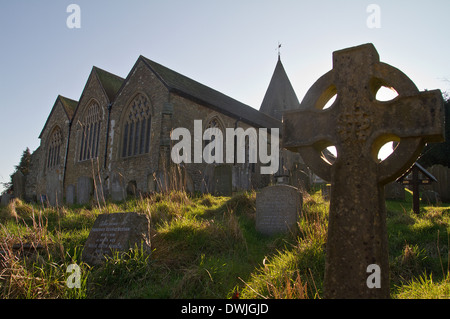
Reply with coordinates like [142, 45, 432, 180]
[384, 182, 405, 200]
[232, 166, 251, 192]
[66, 184, 75, 205]
[1, 193, 12, 206]
[111, 172, 126, 201]
[428, 164, 450, 202]
[183, 170, 195, 194]
[200, 164, 215, 194]
[283, 43, 444, 298]
[126, 180, 137, 196]
[256, 185, 302, 236]
[214, 165, 232, 196]
[12, 170, 26, 199]
[46, 173, 62, 206]
[397, 162, 437, 214]
[421, 190, 441, 205]
[82, 212, 151, 265]
[77, 176, 93, 205]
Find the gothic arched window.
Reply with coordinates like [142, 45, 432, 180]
[121, 94, 152, 158]
[47, 126, 63, 168]
[79, 101, 102, 161]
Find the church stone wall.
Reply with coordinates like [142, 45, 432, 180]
[106, 60, 167, 195]
[64, 73, 111, 201]
[36, 99, 71, 204]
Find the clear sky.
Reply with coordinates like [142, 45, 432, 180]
[0, 0, 449, 192]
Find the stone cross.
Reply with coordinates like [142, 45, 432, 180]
[283, 43, 444, 298]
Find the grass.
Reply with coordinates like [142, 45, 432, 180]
[0, 187, 449, 299]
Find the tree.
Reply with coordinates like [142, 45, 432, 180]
[2, 147, 32, 193]
[418, 93, 450, 168]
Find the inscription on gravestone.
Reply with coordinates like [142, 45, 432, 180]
[256, 185, 302, 236]
[82, 212, 151, 265]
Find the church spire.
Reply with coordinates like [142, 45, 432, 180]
[259, 53, 300, 121]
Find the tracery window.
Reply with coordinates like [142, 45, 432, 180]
[79, 101, 102, 161]
[121, 94, 152, 157]
[47, 127, 63, 168]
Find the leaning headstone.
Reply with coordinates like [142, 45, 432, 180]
[214, 165, 232, 196]
[77, 176, 93, 205]
[256, 185, 302, 236]
[12, 171, 26, 199]
[82, 212, 151, 265]
[283, 43, 444, 298]
[66, 184, 75, 205]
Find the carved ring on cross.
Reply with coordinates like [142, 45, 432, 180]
[290, 48, 440, 186]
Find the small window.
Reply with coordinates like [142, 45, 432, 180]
[47, 127, 63, 168]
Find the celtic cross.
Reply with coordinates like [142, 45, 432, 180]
[283, 43, 444, 298]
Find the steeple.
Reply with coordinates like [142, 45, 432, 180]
[259, 56, 300, 121]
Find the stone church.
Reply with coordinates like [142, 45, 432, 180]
[22, 54, 308, 205]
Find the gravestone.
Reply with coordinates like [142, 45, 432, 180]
[428, 164, 450, 202]
[200, 165, 215, 194]
[77, 176, 93, 205]
[256, 185, 302, 236]
[1, 193, 12, 206]
[66, 184, 75, 205]
[46, 173, 62, 206]
[184, 170, 195, 194]
[384, 182, 405, 200]
[111, 172, 126, 201]
[214, 165, 232, 196]
[283, 43, 444, 298]
[126, 180, 137, 196]
[397, 162, 437, 214]
[82, 212, 151, 265]
[421, 190, 441, 205]
[12, 171, 26, 199]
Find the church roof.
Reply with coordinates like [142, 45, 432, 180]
[38, 95, 78, 138]
[92, 66, 125, 103]
[59, 95, 78, 120]
[259, 57, 300, 121]
[140, 56, 281, 130]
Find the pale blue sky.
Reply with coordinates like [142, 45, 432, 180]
[0, 0, 449, 192]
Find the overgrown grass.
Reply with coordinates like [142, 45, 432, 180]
[0, 188, 449, 299]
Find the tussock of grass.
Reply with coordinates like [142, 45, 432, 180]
[0, 189, 449, 299]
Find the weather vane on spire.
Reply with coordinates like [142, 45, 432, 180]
[277, 42, 282, 60]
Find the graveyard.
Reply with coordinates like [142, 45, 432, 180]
[0, 187, 448, 299]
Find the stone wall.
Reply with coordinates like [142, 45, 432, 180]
[64, 71, 111, 201]
[106, 59, 165, 196]
[35, 98, 71, 205]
